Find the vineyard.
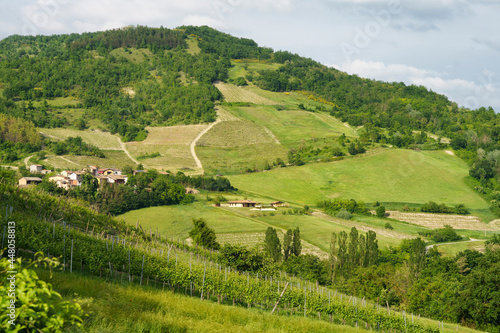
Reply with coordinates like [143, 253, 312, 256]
[214, 82, 276, 105]
[0, 183, 450, 333]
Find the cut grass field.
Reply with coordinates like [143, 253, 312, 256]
[214, 82, 276, 105]
[39, 269, 361, 333]
[227, 105, 357, 146]
[125, 125, 208, 171]
[40, 128, 122, 149]
[196, 144, 289, 175]
[46, 151, 137, 170]
[196, 121, 277, 147]
[117, 201, 269, 240]
[227, 149, 489, 210]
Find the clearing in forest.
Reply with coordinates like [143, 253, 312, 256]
[214, 82, 276, 105]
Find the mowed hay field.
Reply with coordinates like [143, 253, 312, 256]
[196, 121, 277, 147]
[387, 211, 500, 230]
[126, 125, 207, 170]
[46, 150, 137, 170]
[117, 201, 268, 240]
[214, 82, 276, 105]
[40, 128, 122, 149]
[227, 105, 357, 146]
[228, 149, 489, 210]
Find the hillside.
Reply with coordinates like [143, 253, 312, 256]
[1, 25, 500, 332]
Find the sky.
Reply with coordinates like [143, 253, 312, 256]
[1, 0, 499, 111]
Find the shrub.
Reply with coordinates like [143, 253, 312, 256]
[376, 205, 386, 218]
[0, 253, 83, 331]
[336, 208, 352, 220]
[384, 222, 394, 230]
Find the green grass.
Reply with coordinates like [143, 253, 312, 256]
[110, 47, 151, 63]
[197, 121, 277, 147]
[228, 149, 490, 209]
[186, 37, 201, 55]
[228, 61, 281, 80]
[37, 269, 361, 333]
[432, 240, 486, 257]
[197, 144, 289, 175]
[117, 200, 269, 240]
[40, 128, 122, 149]
[227, 105, 357, 146]
[46, 151, 137, 170]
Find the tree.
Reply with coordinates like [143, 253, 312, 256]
[188, 218, 220, 250]
[283, 229, 293, 261]
[264, 227, 282, 262]
[291, 227, 302, 257]
[376, 205, 386, 218]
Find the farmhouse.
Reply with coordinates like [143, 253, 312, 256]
[227, 200, 258, 208]
[270, 201, 285, 207]
[18, 177, 42, 186]
[29, 164, 43, 173]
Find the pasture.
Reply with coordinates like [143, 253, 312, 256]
[40, 128, 122, 149]
[214, 82, 276, 105]
[227, 105, 357, 146]
[46, 150, 137, 170]
[227, 149, 489, 210]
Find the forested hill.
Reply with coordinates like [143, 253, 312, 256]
[0, 25, 499, 151]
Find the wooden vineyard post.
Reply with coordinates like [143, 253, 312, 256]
[200, 263, 207, 300]
[140, 255, 145, 285]
[63, 235, 66, 271]
[70, 239, 74, 273]
[271, 282, 289, 315]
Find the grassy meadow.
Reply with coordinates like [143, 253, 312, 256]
[40, 128, 122, 149]
[227, 149, 489, 210]
[38, 269, 361, 333]
[46, 150, 137, 170]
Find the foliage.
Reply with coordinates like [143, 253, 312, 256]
[0, 252, 83, 332]
[376, 205, 386, 218]
[420, 201, 470, 215]
[418, 225, 462, 243]
[264, 227, 282, 262]
[336, 208, 352, 220]
[318, 198, 369, 216]
[218, 244, 265, 272]
[188, 218, 220, 250]
[52, 136, 105, 158]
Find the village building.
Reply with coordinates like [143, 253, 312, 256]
[18, 177, 42, 186]
[270, 201, 285, 207]
[29, 164, 43, 173]
[227, 200, 258, 208]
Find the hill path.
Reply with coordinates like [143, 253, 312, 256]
[425, 238, 484, 251]
[189, 119, 221, 174]
[117, 137, 140, 165]
[24, 155, 34, 169]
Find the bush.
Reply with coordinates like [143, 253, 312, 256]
[0, 253, 83, 331]
[376, 205, 386, 218]
[384, 222, 394, 230]
[336, 208, 352, 220]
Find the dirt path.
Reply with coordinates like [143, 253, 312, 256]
[24, 155, 34, 169]
[189, 119, 221, 174]
[57, 155, 80, 166]
[263, 127, 280, 144]
[117, 137, 140, 165]
[426, 238, 484, 251]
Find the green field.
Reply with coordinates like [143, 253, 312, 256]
[46, 150, 137, 170]
[40, 128, 122, 149]
[117, 201, 270, 240]
[227, 149, 489, 209]
[38, 269, 360, 333]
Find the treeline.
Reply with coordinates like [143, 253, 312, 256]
[180, 26, 273, 60]
[51, 136, 104, 158]
[70, 25, 186, 53]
